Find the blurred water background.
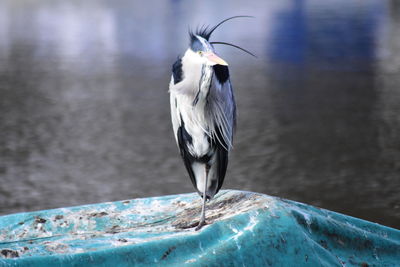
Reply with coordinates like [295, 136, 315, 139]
[0, 0, 399, 228]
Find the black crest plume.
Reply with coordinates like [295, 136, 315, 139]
[189, 16, 256, 58]
[190, 15, 253, 41]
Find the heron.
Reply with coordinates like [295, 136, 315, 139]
[169, 16, 255, 230]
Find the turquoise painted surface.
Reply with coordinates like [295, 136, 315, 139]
[0, 190, 399, 266]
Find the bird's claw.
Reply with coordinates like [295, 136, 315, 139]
[195, 220, 207, 231]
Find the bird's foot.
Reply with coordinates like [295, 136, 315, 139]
[195, 220, 207, 231]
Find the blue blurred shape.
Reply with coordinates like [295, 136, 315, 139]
[0, 190, 399, 266]
[269, 1, 307, 64]
[269, 0, 386, 70]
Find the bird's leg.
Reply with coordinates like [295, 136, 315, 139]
[195, 164, 210, 231]
[195, 191, 207, 231]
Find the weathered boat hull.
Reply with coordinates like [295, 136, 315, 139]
[0, 190, 399, 266]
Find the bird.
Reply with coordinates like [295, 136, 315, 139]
[169, 16, 255, 230]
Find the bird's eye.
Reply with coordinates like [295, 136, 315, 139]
[198, 51, 203, 56]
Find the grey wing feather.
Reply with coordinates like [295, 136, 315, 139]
[206, 78, 236, 150]
[205, 76, 236, 196]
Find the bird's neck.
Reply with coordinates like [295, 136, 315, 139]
[193, 64, 213, 106]
[200, 64, 213, 92]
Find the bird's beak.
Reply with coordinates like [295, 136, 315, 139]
[204, 52, 228, 66]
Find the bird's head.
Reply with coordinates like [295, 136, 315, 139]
[183, 16, 256, 68]
[188, 33, 228, 66]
